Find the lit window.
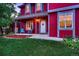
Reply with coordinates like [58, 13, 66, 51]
[36, 3, 41, 11]
[58, 11, 73, 29]
[25, 4, 30, 13]
[15, 26, 18, 33]
[65, 15, 72, 28]
[26, 21, 33, 30]
[59, 15, 65, 28]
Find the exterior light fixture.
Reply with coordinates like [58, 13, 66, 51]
[36, 19, 40, 22]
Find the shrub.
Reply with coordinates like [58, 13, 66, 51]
[64, 37, 73, 48]
[64, 37, 79, 50]
[0, 34, 3, 36]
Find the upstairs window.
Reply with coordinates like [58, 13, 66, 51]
[36, 3, 42, 11]
[58, 11, 74, 29]
[25, 4, 30, 13]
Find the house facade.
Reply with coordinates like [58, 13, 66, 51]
[15, 3, 79, 38]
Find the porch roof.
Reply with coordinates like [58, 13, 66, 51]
[15, 12, 48, 20]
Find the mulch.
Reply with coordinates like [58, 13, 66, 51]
[3, 35, 32, 39]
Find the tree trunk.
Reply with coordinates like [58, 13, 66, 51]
[0, 28, 2, 35]
[0, 27, 3, 35]
[2, 27, 6, 35]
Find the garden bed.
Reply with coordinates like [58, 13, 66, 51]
[3, 35, 32, 39]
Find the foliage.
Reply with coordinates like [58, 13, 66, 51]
[64, 37, 73, 48]
[0, 3, 16, 35]
[0, 34, 3, 36]
[0, 3, 16, 27]
[64, 37, 79, 50]
[73, 40, 79, 49]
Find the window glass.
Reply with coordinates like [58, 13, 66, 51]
[15, 26, 18, 33]
[36, 3, 41, 11]
[59, 15, 65, 28]
[25, 4, 30, 13]
[59, 12, 73, 29]
[26, 21, 33, 30]
[65, 15, 72, 28]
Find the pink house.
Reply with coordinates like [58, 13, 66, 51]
[15, 3, 79, 38]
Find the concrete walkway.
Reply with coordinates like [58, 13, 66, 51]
[16, 34, 63, 41]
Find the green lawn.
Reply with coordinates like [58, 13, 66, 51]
[0, 38, 79, 56]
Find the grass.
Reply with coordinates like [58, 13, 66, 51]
[0, 38, 79, 56]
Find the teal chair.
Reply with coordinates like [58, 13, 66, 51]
[20, 28, 24, 33]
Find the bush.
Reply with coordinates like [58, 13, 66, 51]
[74, 40, 79, 49]
[64, 37, 79, 50]
[64, 37, 73, 48]
[0, 34, 3, 36]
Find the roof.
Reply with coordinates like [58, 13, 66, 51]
[15, 12, 48, 20]
[18, 3, 26, 8]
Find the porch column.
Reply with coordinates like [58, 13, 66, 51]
[35, 21, 37, 34]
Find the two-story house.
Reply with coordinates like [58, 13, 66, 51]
[15, 3, 48, 34]
[15, 3, 79, 38]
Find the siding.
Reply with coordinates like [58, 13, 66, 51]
[59, 30, 72, 38]
[49, 3, 79, 10]
[43, 3, 47, 12]
[20, 7, 25, 15]
[49, 12, 57, 37]
[75, 9, 79, 37]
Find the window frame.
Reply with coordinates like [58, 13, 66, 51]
[35, 3, 43, 12]
[25, 4, 31, 14]
[58, 10, 74, 30]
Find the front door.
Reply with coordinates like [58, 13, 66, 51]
[40, 20, 46, 33]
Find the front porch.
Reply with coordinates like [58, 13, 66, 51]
[15, 16, 48, 34]
[15, 33, 63, 41]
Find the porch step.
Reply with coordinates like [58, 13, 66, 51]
[29, 35, 63, 41]
[15, 33, 33, 35]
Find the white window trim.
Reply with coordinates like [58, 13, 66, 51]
[58, 10, 74, 30]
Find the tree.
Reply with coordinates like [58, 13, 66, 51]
[0, 3, 16, 35]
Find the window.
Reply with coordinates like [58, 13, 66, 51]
[26, 21, 33, 30]
[58, 11, 74, 29]
[25, 4, 30, 13]
[36, 3, 41, 11]
[65, 14, 72, 28]
[15, 26, 18, 33]
[59, 15, 65, 28]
